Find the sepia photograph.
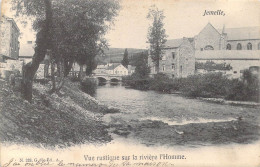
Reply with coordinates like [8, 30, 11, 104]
[0, 0, 260, 166]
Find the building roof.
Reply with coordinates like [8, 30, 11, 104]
[164, 38, 183, 48]
[106, 63, 121, 70]
[218, 26, 260, 41]
[195, 50, 260, 60]
[164, 37, 194, 48]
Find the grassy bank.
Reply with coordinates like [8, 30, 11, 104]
[123, 73, 260, 102]
[0, 79, 118, 148]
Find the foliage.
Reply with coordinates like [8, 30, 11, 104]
[131, 51, 150, 78]
[148, 73, 174, 93]
[196, 61, 232, 71]
[80, 77, 98, 96]
[123, 70, 259, 102]
[147, 6, 167, 73]
[121, 49, 129, 68]
[122, 75, 150, 90]
[179, 73, 230, 98]
[11, 0, 120, 100]
[226, 69, 260, 102]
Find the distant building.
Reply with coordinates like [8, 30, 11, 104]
[194, 23, 260, 78]
[149, 38, 195, 78]
[0, 16, 20, 62]
[106, 63, 128, 76]
[149, 23, 260, 78]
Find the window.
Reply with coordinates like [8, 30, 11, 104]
[200, 48, 203, 51]
[27, 41, 33, 44]
[172, 52, 176, 59]
[237, 43, 242, 50]
[226, 44, 231, 50]
[172, 63, 175, 70]
[233, 71, 237, 74]
[204, 45, 214, 50]
[258, 43, 260, 50]
[247, 43, 252, 50]
[162, 65, 165, 71]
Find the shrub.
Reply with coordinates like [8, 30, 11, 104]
[80, 77, 98, 96]
[179, 73, 229, 98]
[148, 73, 174, 93]
[225, 75, 259, 102]
[69, 75, 80, 82]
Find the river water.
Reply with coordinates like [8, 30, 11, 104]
[95, 83, 260, 147]
[2, 83, 260, 167]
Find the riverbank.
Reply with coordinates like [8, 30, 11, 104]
[0, 79, 118, 147]
[197, 97, 260, 107]
[123, 73, 260, 103]
[96, 84, 260, 147]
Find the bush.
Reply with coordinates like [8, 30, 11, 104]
[69, 75, 80, 82]
[80, 77, 98, 96]
[179, 73, 229, 98]
[148, 73, 174, 93]
[225, 76, 259, 102]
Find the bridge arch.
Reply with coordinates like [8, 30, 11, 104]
[97, 77, 107, 83]
[110, 78, 120, 82]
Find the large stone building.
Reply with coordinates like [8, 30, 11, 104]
[149, 23, 260, 78]
[149, 38, 195, 78]
[0, 16, 20, 62]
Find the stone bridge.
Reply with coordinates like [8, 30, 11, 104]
[93, 73, 123, 82]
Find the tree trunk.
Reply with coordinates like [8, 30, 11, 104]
[21, 0, 53, 102]
[155, 59, 160, 74]
[79, 65, 83, 80]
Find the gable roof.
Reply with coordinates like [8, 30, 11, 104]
[198, 22, 220, 37]
[218, 27, 260, 41]
[164, 38, 184, 48]
[106, 63, 121, 70]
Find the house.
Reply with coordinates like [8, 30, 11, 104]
[106, 63, 129, 76]
[149, 37, 195, 78]
[0, 16, 20, 62]
[149, 23, 260, 78]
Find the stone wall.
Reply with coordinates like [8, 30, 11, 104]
[0, 18, 11, 58]
[149, 38, 195, 78]
[194, 23, 222, 51]
[226, 40, 260, 50]
[0, 17, 19, 60]
[178, 39, 195, 77]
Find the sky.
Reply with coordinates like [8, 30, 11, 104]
[1, 0, 260, 49]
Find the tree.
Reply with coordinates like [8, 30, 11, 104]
[147, 6, 167, 74]
[11, 0, 120, 101]
[132, 51, 150, 78]
[121, 48, 129, 68]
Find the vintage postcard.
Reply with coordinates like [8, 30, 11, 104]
[0, 0, 260, 166]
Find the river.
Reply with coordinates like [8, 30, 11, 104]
[95, 83, 260, 147]
[1, 83, 260, 167]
